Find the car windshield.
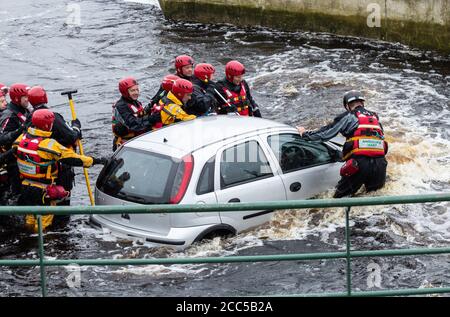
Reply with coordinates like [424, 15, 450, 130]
[96, 147, 181, 204]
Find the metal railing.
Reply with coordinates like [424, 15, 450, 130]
[1, 193, 449, 297]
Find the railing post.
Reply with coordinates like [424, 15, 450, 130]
[37, 215, 48, 297]
[345, 206, 352, 297]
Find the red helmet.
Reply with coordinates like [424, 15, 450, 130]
[32, 109, 55, 131]
[194, 63, 215, 82]
[9, 83, 29, 104]
[28, 86, 48, 107]
[0, 83, 8, 96]
[171, 79, 193, 100]
[119, 77, 138, 98]
[175, 55, 194, 75]
[225, 61, 245, 81]
[161, 74, 180, 92]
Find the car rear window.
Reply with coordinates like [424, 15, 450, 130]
[96, 147, 181, 204]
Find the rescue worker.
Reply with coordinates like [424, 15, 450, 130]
[175, 55, 195, 81]
[0, 83, 31, 195]
[26, 86, 82, 219]
[185, 63, 218, 117]
[112, 77, 160, 151]
[13, 109, 107, 232]
[297, 90, 388, 198]
[159, 78, 196, 126]
[147, 74, 180, 130]
[216, 61, 262, 117]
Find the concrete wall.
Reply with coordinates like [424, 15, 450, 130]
[158, 0, 450, 54]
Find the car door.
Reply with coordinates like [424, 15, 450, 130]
[215, 138, 286, 233]
[172, 154, 222, 228]
[265, 133, 341, 200]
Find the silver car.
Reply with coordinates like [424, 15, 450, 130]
[91, 116, 343, 248]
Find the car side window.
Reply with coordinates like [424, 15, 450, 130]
[267, 134, 333, 173]
[220, 140, 273, 189]
[196, 156, 215, 195]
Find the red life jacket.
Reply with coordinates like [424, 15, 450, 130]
[343, 110, 387, 161]
[16, 133, 59, 185]
[111, 100, 146, 141]
[222, 83, 250, 116]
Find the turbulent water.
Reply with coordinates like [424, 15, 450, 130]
[0, 0, 449, 296]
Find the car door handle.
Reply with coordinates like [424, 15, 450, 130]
[228, 198, 241, 203]
[290, 182, 302, 192]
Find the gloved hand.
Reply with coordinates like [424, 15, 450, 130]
[151, 104, 163, 114]
[92, 157, 109, 165]
[207, 81, 218, 91]
[113, 123, 128, 137]
[252, 108, 262, 118]
[144, 103, 152, 115]
[71, 119, 81, 130]
[70, 119, 82, 139]
[226, 104, 237, 113]
[148, 111, 161, 125]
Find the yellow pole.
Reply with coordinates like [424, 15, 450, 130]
[67, 96, 95, 206]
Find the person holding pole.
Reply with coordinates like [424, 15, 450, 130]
[25, 86, 84, 226]
[13, 109, 106, 232]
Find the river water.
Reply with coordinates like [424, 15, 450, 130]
[0, 0, 449, 296]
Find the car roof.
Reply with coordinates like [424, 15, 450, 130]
[126, 115, 293, 155]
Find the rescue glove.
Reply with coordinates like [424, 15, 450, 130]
[144, 103, 152, 115]
[207, 81, 219, 91]
[70, 119, 82, 139]
[148, 111, 161, 125]
[71, 118, 81, 130]
[252, 107, 262, 118]
[226, 104, 237, 113]
[93, 157, 109, 165]
[113, 123, 129, 137]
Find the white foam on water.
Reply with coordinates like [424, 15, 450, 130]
[242, 46, 450, 245]
[84, 45, 449, 258]
[124, 0, 160, 7]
